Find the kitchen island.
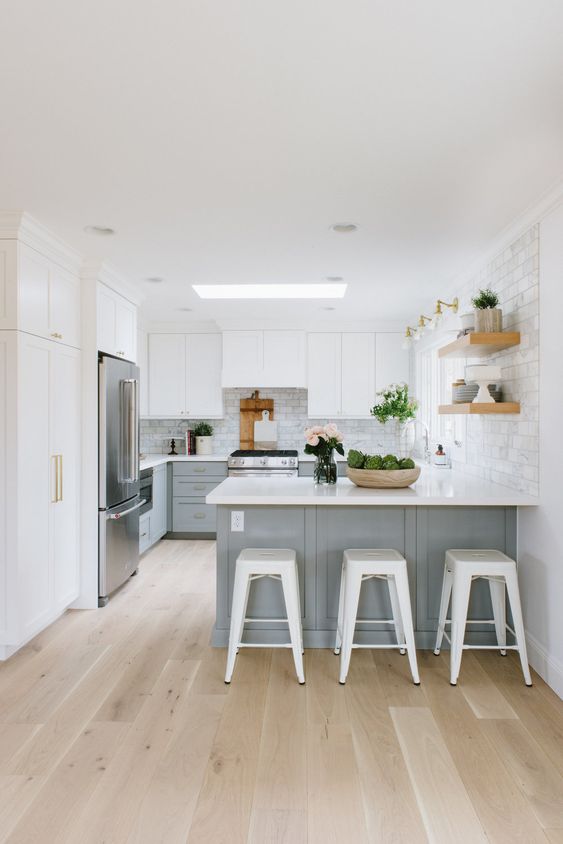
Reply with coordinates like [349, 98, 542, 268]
[207, 471, 538, 648]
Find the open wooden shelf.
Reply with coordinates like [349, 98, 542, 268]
[439, 402, 520, 415]
[438, 332, 520, 359]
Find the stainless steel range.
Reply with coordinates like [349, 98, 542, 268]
[228, 449, 298, 477]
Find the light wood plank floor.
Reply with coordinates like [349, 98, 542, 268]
[1, 539, 562, 843]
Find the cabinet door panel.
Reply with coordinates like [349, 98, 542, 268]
[307, 333, 341, 417]
[18, 335, 52, 635]
[51, 345, 81, 608]
[116, 297, 136, 362]
[148, 334, 186, 416]
[341, 332, 375, 416]
[19, 246, 50, 339]
[186, 334, 223, 416]
[150, 465, 168, 543]
[221, 331, 262, 387]
[97, 286, 117, 355]
[375, 333, 410, 391]
[137, 329, 149, 416]
[50, 267, 81, 348]
[262, 330, 306, 387]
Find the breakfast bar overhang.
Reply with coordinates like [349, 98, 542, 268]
[207, 472, 538, 649]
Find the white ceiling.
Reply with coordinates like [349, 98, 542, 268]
[2, 0, 563, 323]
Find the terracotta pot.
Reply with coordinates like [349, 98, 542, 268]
[474, 308, 502, 332]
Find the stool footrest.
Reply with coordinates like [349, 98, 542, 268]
[244, 617, 289, 623]
[238, 642, 293, 649]
[352, 643, 406, 650]
[462, 644, 518, 651]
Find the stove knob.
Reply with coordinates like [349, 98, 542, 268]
[260, 457, 267, 465]
[290, 458, 296, 466]
[281, 458, 287, 465]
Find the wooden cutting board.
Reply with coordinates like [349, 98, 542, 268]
[239, 391, 274, 449]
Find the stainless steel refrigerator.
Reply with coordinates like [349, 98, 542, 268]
[98, 354, 143, 606]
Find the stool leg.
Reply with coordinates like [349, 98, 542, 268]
[505, 568, 533, 686]
[334, 565, 346, 655]
[225, 568, 251, 684]
[394, 569, 420, 685]
[281, 569, 305, 684]
[339, 569, 362, 684]
[293, 564, 304, 654]
[434, 564, 453, 655]
[489, 577, 507, 656]
[388, 575, 406, 655]
[450, 572, 472, 685]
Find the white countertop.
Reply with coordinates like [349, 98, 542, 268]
[205, 469, 539, 507]
[140, 452, 346, 470]
[140, 454, 231, 470]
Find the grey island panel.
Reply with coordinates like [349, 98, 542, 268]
[212, 504, 517, 648]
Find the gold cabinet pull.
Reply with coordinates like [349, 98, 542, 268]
[58, 454, 63, 502]
[51, 454, 63, 502]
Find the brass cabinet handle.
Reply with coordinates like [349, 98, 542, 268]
[194, 467, 206, 473]
[51, 454, 63, 502]
[50, 332, 63, 339]
[194, 512, 206, 519]
[194, 484, 206, 490]
[58, 454, 63, 502]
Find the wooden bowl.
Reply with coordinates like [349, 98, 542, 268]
[346, 466, 421, 489]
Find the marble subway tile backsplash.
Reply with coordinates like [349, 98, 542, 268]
[140, 389, 399, 456]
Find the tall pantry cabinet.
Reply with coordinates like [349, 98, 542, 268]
[0, 214, 82, 658]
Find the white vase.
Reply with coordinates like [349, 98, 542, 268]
[195, 436, 213, 455]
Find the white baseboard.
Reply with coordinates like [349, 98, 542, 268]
[526, 632, 563, 699]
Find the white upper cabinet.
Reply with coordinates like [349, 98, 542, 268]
[308, 331, 408, 418]
[148, 334, 186, 416]
[97, 283, 137, 362]
[147, 333, 223, 418]
[186, 333, 223, 417]
[375, 333, 410, 391]
[341, 333, 375, 416]
[137, 328, 149, 416]
[221, 331, 262, 387]
[18, 244, 81, 348]
[307, 333, 341, 417]
[222, 330, 306, 387]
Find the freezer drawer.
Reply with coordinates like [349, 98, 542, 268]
[99, 497, 143, 601]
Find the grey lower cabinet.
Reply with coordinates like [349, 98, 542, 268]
[150, 463, 168, 545]
[139, 512, 151, 554]
[171, 461, 227, 537]
[212, 504, 518, 648]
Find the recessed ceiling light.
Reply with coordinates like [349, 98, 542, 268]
[84, 225, 115, 236]
[325, 276, 343, 282]
[322, 306, 336, 311]
[330, 223, 359, 234]
[177, 307, 193, 312]
[192, 283, 347, 300]
[144, 276, 165, 284]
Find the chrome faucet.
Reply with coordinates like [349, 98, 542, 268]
[414, 419, 432, 463]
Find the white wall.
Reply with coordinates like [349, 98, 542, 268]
[519, 202, 563, 698]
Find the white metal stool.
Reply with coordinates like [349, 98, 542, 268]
[225, 548, 305, 685]
[434, 549, 532, 686]
[334, 549, 420, 685]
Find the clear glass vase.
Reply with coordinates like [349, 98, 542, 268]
[314, 451, 338, 485]
[386, 420, 415, 459]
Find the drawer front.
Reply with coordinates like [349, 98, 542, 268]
[172, 478, 222, 498]
[139, 514, 151, 553]
[173, 500, 217, 532]
[173, 462, 227, 479]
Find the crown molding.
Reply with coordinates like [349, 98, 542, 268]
[0, 211, 83, 274]
[444, 175, 563, 295]
[81, 260, 144, 305]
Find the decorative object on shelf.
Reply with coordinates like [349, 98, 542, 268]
[168, 438, 178, 455]
[452, 381, 501, 403]
[194, 422, 214, 455]
[472, 288, 502, 332]
[465, 365, 502, 403]
[433, 444, 448, 466]
[458, 312, 475, 334]
[370, 383, 418, 458]
[239, 391, 274, 450]
[346, 450, 420, 488]
[304, 423, 344, 485]
[185, 429, 195, 454]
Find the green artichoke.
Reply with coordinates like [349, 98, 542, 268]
[382, 456, 400, 470]
[364, 454, 384, 470]
[347, 449, 366, 469]
[399, 457, 415, 469]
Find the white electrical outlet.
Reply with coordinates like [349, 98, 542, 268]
[231, 511, 244, 532]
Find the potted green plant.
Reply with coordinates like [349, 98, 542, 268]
[193, 421, 214, 455]
[370, 383, 418, 458]
[472, 288, 502, 332]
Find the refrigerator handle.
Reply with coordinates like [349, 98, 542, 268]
[121, 379, 139, 483]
